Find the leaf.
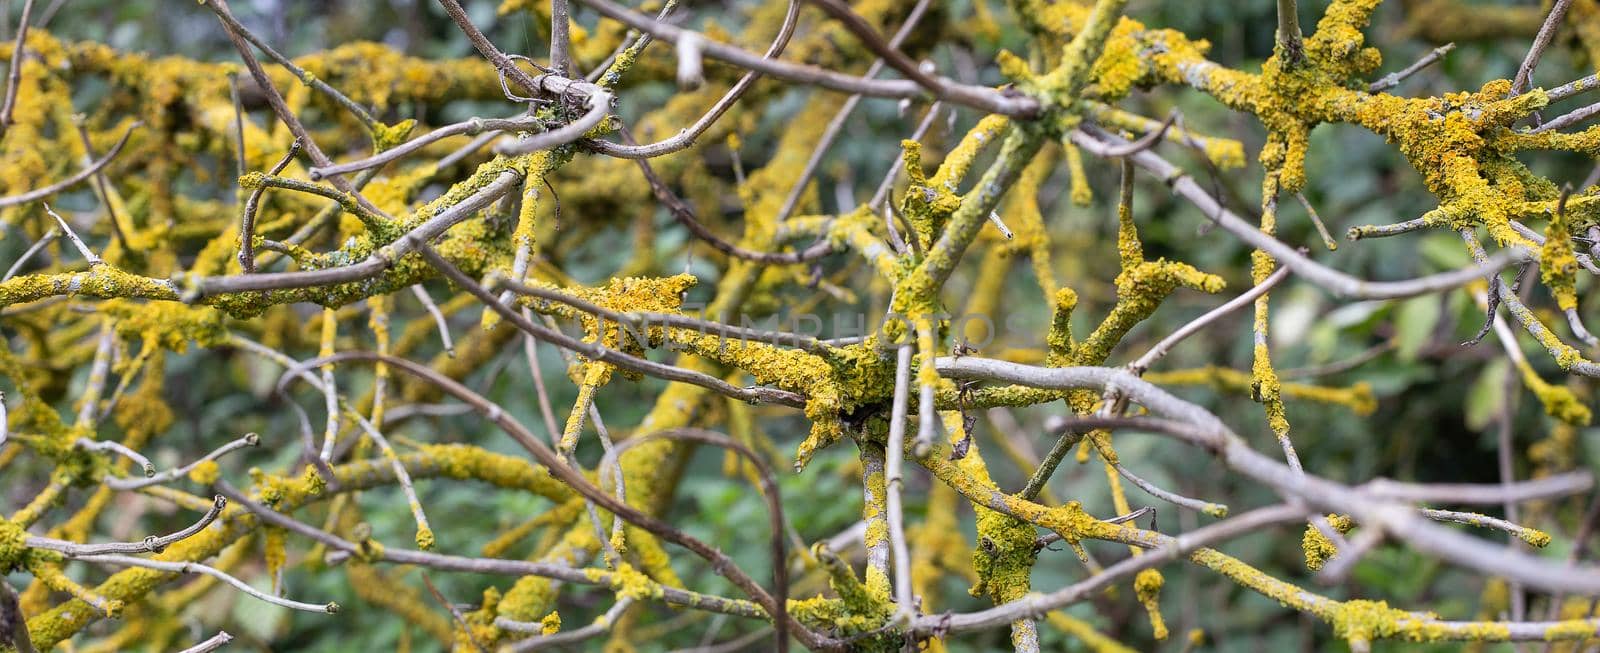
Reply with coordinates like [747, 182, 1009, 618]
[1394, 296, 1441, 361]
[1465, 358, 1510, 432]
[1270, 286, 1322, 351]
[1419, 232, 1474, 270]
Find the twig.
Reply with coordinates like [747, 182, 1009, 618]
[909, 503, 1306, 635]
[506, 597, 634, 651]
[108, 433, 259, 491]
[1074, 127, 1531, 299]
[410, 284, 456, 356]
[805, 0, 943, 94]
[772, 0, 933, 223]
[185, 169, 522, 297]
[418, 252, 805, 407]
[1019, 417, 1084, 501]
[884, 346, 915, 622]
[265, 340, 433, 546]
[1420, 508, 1549, 544]
[75, 322, 115, 426]
[27, 495, 226, 555]
[1360, 472, 1594, 505]
[1278, 341, 1393, 379]
[622, 126, 832, 264]
[201, 1, 375, 128]
[2, 225, 54, 280]
[494, 90, 613, 155]
[1511, 0, 1573, 96]
[1295, 192, 1338, 251]
[1347, 216, 1431, 240]
[1368, 43, 1455, 92]
[587, 0, 799, 159]
[935, 357, 1600, 594]
[550, 0, 573, 76]
[299, 349, 824, 647]
[73, 121, 130, 251]
[1106, 459, 1226, 517]
[1545, 71, 1600, 103]
[871, 102, 944, 210]
[1492, 328, 1527, 622]
[1128, 265, 1292, 374]
[0, 0, 34, 141]
[1567, 308, 1600, 347]
[493, 276, 837, 356]
[76, 436, 154, 477]
[521, 308, 562, 441]
[420, 572, 486, 652]
[310, 114, 535, 179]
[0, 579, 36, 653]
[1460, 229, 1600, 378]
[70, 553, 338, 614]
[210, 0, 384, 219]
[0, 122, 138, 209]
[228, 72, 245, 177]
[316, 308, 339, 462]
[1530, 100, 1600, 133]
[571, 0, 1038, 118]
[238, 140, 302, 273]
[213, 480, 768, 619]
[174, 631, 234, 653]
[45, 205, 101, 266]
[1096, 110, 1177, 157]
[1275, 0, 1302, 65]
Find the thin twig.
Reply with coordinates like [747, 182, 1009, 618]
[1295, 192, 1338, 251]
[45, 205, 101, 266]
[0, 0, 34, 141]
[76, 436, 154, 477]
[73, 121, 130, 251]
[1368, 43, 1455, 92]
[884, 346, 915, 623]
[213, 480, 768, 619]
[310, 114, 535, 179]
[3, 226, 55, 280]
[174, 631, 234, 653]
[0, 123, 138, 209]
[108, 433, 259, 491]
[571, 0, 1038, 118]
[1128, 265, 1292, 374]
[420, 256, 805, 407]
[420, 572, 486, 652]
[185, 170, 522, 297]
[410, 284, 456, 357]
[27, 495, 226, 555]
[1511, 0, 1573, 96]
[620, 126, 832, 264]
[210, 0, 384, 219]
[505, 598, 634, 651]
[772, 0, 933, 223]
[238, 140, 302, 273]
[1074, 127, 1531, 300]
[70, 553, 338, 614]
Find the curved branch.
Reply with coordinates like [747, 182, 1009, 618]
[0, 123, 139, 209]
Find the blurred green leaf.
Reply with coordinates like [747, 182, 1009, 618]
[1394, 296, 1442, 361]
[1465, 358, 1510, 431]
